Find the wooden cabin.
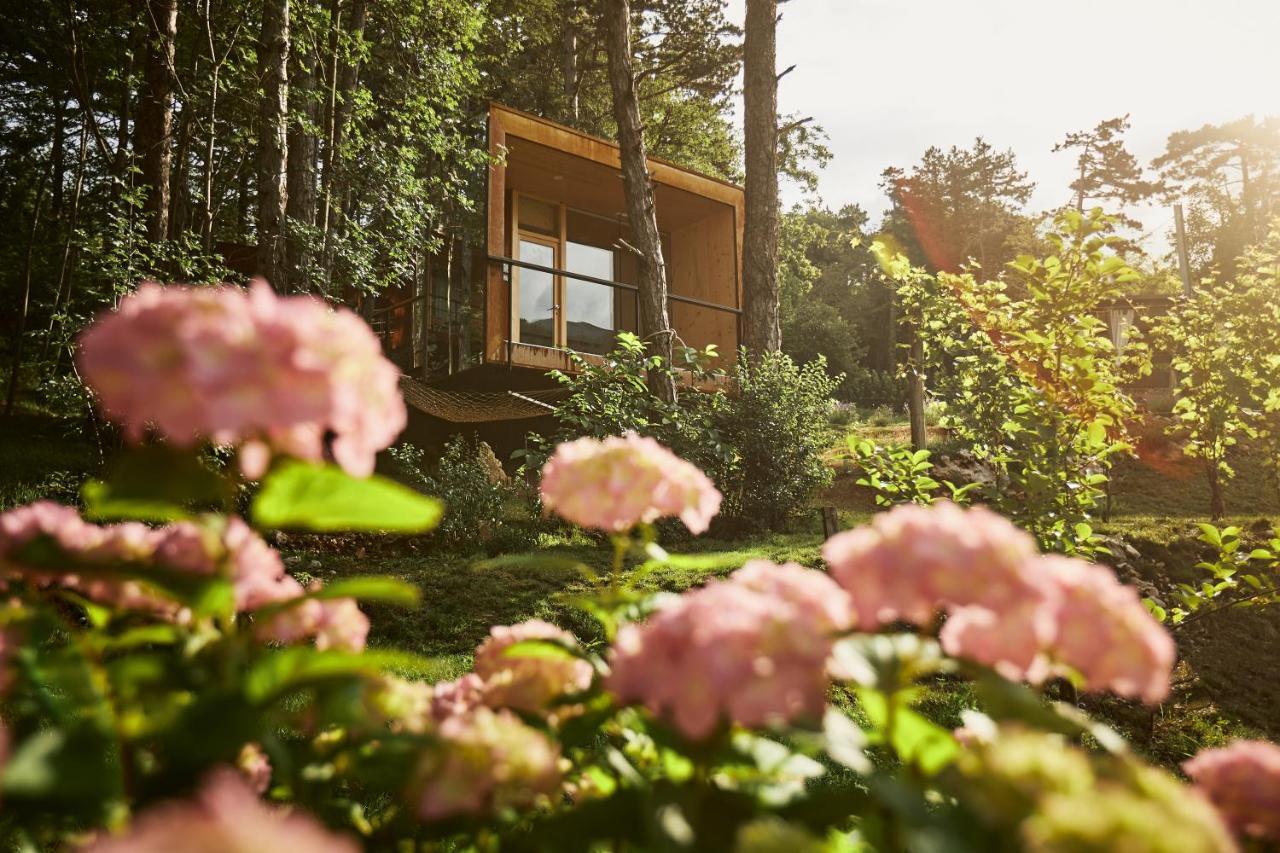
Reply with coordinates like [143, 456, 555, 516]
[376, 104, 746, 455]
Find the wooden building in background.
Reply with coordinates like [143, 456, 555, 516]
[374, 104, 745, 455]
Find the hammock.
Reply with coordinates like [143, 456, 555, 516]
[399, 377, 567, 423]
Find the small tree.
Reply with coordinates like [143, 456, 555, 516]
[1155, 223, 1280, 519]
[881, 210, 1150, 553]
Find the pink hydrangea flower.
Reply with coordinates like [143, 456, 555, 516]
[1184, 739, 1280, 841]
[473, 619, 593, 714]
[430, 674, 487, 723]
[607, 560, 852, 740]
[86, 768, 358, 852]
[365, 675, 437, 734]
[236, 743, 272, 795]
[1038, 556, 1175, 704]
[153, 517, 297, 611]
[539, 433, 721, 534]
[0, 503, 363, 646]
[77, 280, 405, 478]
[0, 502, 182, 617]
[939, 602, 1053, 684]
[255, 584, 369, 653]
[416, 708, 561, 820]
[822, 504, 1174, 704]
[822, 502, 1041, 628]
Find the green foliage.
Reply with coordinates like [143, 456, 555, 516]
[529, 335, 836, 531]
[251, 460, 442, 533]
[1144, 522, 1280, 627]
[1151, 225, 1280, 519]
[390, 436, 543, 553]
[879, 138, 1040, 274]
[883, 210, 1150, 554]
[716, 351, 840, 530]
[849, 439, 978, 507]
[840, 367, 906, 409]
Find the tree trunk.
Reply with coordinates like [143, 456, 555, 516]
[168, 102, 194, 237]
[907, 333, 927, 451]
[1208, 460, 1225, 521]
[320, 0, 367, 290]
[201, 0, 220, 246]
[42, 122, 90, 367]
[257, 0, 290, 289]
[135, 0, 178, 242]
[602, 0, 676, 404]
[50, 98, 67, 218]
[741, 0, 781, 356]
[561, 3, 579, 124]
[5, 169, 50, 416]
[286, 25, 319, 292]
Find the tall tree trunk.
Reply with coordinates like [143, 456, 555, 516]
[320, 0, 367, 290]
[168, 102, 194, 237]
[286, 23, 319, 292]
[5, 170, 50, 416]
[201, 0, 220, 246]
[42, 122, 91, 367]
[561, 3, 579, 124]
[50, 98, 67, 218]
[257, 0, 290, 289]
[741, 0, 781, 355]
[136, 0, 178, 242]
[602, 0, 676, 404]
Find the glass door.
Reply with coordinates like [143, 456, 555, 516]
[515, 237, 558, 347]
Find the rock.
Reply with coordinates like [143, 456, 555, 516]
[477, 441, 509, 485]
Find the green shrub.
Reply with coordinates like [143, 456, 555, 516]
[530, 336, 838, 531]
[390, 436, 542, 553]
[714, 350, 839, 530]
[840, 366, 906, 409]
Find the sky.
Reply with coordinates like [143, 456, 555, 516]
[723, 0, 1280, 245]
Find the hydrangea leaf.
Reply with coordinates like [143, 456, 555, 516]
[251, 461, 442, 532]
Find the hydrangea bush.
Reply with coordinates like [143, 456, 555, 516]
[0, 280, 1274, 850]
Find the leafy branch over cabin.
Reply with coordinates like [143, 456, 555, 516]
[369, 105, 745, 451]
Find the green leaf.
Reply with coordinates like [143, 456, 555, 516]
[83, 445, 234, 522]
[501, 638, 580, 662]
[307, 576, 421, 607]
[856, 688, 956, 775]
[245, 646, 453, 703]
[251, 461, 442, 533]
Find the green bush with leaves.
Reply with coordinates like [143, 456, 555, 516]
[1153, 221, 1280, 518]
[882, 209, 1150, 554]
[716, 350, 840, 530]
[390, 436, 541, 553]
[849, 439, 979, 507]
[1144, 522, 1280, 628]
[529, 334, 837, 531]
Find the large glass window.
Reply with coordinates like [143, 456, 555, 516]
[517, 238, 556, 347]
[564, 241, 616, 354]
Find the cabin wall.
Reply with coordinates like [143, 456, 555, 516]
[669, 208, 739, 363]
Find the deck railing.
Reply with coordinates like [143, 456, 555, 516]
[487, 254, 742, 367]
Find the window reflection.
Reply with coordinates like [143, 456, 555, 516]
[518, 239, 556, 347]
[565, 241, 616, 354]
